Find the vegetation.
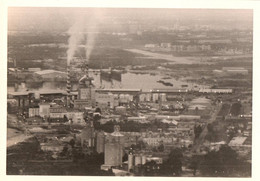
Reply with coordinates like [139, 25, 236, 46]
[230, 102, 242, 116]
[200, 145, 251, 177]
[96, 119, 169, 133]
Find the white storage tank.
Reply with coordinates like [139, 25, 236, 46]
[134, 155, 142, 166]
[141, 155, 147, 165]
[128, 154, 134, 171]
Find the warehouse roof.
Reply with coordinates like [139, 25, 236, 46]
[35, 69, 66, 75]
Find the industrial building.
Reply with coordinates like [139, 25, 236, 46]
[101, 125, 125, 170]
[34, 69, 67, 80]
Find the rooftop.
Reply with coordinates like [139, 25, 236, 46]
[229, 136, 247, 146]
[35, 69, 66, 75]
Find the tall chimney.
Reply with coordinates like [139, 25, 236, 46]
[85, 49, 89, 78]
[66, 65, 71, 107]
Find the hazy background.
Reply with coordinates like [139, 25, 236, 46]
[8, 8, 253, 33]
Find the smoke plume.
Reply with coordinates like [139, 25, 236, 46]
[66, 16, 85, 66]
[67, 9, 104, 66]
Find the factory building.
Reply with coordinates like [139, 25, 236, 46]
[28, 107, 39, 117]
[115, 106, 127, 115]
[39, 103, 50, 118]
[101, 125, 125, 170]
[81, 122, 95, 148]
[95, 93, 118, 109]
[74, 63, 96, 109]
[34, 69, 67, 81]
[127, 153, 162, 172]
[199, 88, 233, 94]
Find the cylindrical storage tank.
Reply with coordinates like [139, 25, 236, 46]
[146, 94, 151, 102]
[34, 92, 40, 99]
[161, 93, 167, 102]
[153, 93, 159, 102]
[141, 155, 146, 165]
[134, 155, 142, 166]
[129, 95, 133, 101]
[128, 154, 134, 171]
[139, 94, 145, 102]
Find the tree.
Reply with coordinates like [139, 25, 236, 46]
[122, 153, 128, 162]
[200, 145, 247, 177]
[69, 139, 75, 148]
[167, 148, 183, 176]
[194, 124, 203, 139]
[190, 155, 201, 176]
[63, 115, 68, 122]
[95, 107, 102, 114]
[157, 143, 164, 152]
[143, 160, 158, 176]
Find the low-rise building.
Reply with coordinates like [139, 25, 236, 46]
[29, 107, 39, 117]
[35, 69, 67, 81]
[199, 88, 233, 94]
[39, 103, 50, 118]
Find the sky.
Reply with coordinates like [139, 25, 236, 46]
[8, 7, 253, 32]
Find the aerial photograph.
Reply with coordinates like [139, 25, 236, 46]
[6, 7, 252, 177]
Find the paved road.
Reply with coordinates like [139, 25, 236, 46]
[7, 114, 32, 147]
[7, 132, 33, 147]
[192, 103, 222, 153]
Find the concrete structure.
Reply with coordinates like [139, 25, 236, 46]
[95, 93, 117, 109]
[34, 69, 67, 80]
[160, 93, 167, 102]
[70, 111, 84, 124]
[101, 125, 125, 170]
[96, 131, 106, 153]
[74, 62, 96, 109]
[29, 107, 39, 117]
[199, 88, 233, 94]
[152, 93, 159, 102]
[115, 106, 127, 115]
[144, 44, 159, 48]
[39, 103, 50, 118]
[49, 106, 66, 118]
[127, 116, 148, 123]
[66, 65, 71, 107]
[228, 136, 247, 147]
[190, 97, 211, 106]
[119, 94, 133, 104]
[128, 154, 134, 171]
[160, 43, 171, 48]
[146, 157, 163, 164]
[155, 114, 200, 121]
[134, 155, 142, 166]
[81, 123, 95, 148]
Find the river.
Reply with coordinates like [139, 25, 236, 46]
[8, 72, 207, 93]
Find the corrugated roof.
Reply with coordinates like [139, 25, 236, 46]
[229, 136, 247, 146]
[35, 69, 66, 75]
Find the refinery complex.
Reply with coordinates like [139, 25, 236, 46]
[6, 7, 252, 177]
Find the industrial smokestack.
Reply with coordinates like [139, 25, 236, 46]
[85, 49, 89, 78]
[66, 65, 71, 107]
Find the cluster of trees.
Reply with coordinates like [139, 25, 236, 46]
[134, 148, 184, 176]
[194, 124, 203, 139]
[205, 122, 227, 142]
[95, 119, 169, 133]
[132, 145, 251, 177]
[230, 102, 242, 116]
[199, 145, 251, 177]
